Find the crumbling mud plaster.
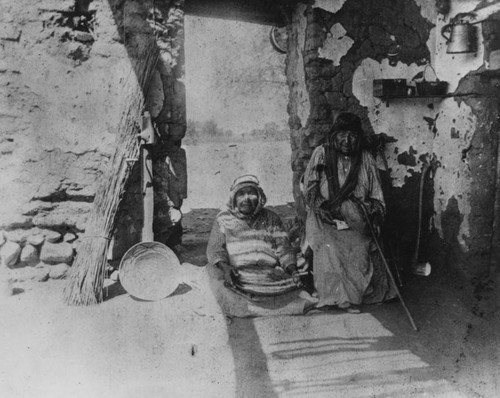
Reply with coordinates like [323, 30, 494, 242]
[318, 23, 353, 66]
[432, 1, 500, 278]
[0, 0, 187, 267]
[432, 101, 477, 249]
[352, 58, 435, 186]
[0, 0, 129, 269]
[313, 0, 346, 15]
[287, 3, 311, 217]
[286, 0, 432, 246]
[286, 0, 500, 278]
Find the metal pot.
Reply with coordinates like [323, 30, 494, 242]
[441, 21, 477, 54]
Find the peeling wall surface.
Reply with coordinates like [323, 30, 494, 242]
[286, 0, 500, 279]
[2, 0, 500, 279]
[0, 0, 186, 266]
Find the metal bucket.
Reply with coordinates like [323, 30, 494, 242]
[119, 241, 181, 301]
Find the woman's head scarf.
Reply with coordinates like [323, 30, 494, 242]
[324, 112, 363, 208]
[227, 174, 267, 219]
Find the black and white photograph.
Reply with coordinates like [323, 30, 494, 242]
[1, 0, 499, 397]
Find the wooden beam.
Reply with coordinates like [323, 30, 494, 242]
[459, 1, 500, 23]
[184, 0, 300, 26]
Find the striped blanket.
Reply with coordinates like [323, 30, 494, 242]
[207, 208, 296, 269]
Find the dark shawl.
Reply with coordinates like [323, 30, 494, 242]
[323, 135, 362, 209]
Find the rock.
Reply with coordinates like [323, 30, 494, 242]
[40, 242, 74, 264]
[0, 231, 5, 247]
[38, 272, 50, 282]
[37, 0, 74, 12]
[0, 215, 33, 230]
[43, 230, 62, 243]
[8, 266, 49, 283]
[72, 239, 81, 253]
[0, 23, 21, 41]
[75, 217, 88, 232]
[32, 202, 92, 231]
[0, 213, 33, 230]
[0, 241, 21, 267]
[20, 244, 39, 265]
[4, 229, 28, 245]
[63, 232, 77, 243]
[27, 233, 45, 246]
[49, 263, 70, 279]
[21, 201, 56, 216]
[66, 185, 95, 201]
[73, 31, 94, 43]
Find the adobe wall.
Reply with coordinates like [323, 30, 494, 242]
[0, 0, 186, 273]
[286, 0, 500, 280]
[2, 0, 499, 283]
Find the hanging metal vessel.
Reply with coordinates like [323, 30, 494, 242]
[441, 21, 477, 54]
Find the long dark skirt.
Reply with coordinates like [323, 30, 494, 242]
[305, 207, 395, 307]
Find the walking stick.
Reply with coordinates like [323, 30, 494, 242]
[351, 195, 419, 332]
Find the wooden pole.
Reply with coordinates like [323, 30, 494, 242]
[351, 195, 419, 332]
[139, 112, 156, 242]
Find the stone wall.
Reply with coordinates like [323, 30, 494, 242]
[286, 0, 500, 280]
[0, 0, 187, 273]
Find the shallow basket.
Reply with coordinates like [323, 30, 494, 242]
[416, 81, 448, 97]
[233, 265, 297, 296]
[119, 241, 181, 301]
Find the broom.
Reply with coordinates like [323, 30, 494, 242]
[63, 42, 159, 305]
[410, 157, 432, 277]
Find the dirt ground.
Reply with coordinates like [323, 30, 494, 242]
[1, 205, 499, 397]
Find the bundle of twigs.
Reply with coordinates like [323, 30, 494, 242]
[63, 43, 159, 306]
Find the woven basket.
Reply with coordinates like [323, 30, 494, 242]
[414, 64, 448, 97]
[416, 81, 448, 97]
[119, 241, 181, 301]
[233, 265, 297, 296]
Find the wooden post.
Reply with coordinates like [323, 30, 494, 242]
[140, 112, 156, 242]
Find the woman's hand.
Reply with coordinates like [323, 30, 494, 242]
[291, 271, 303, 288]
[286, 265, 303, 288]
[370, 211, 383, 236]
[318, 208, 335, 224]
[218, 261, 238, 285]
[168, 208, 182, 224]
[318, 201, 342, 224]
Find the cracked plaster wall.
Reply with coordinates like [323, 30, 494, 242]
[0, 0, 186, 264]
[286, 0, 500, 278]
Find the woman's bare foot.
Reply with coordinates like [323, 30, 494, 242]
[338, 302, 361, 314]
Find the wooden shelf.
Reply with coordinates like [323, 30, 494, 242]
[374, 92, 491, 105]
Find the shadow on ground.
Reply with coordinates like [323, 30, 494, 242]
[179, 205, 500, 397]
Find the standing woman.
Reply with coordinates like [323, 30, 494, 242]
[302, 112, 395, 313]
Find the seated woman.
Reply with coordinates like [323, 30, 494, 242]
[206, 174, 315, 317]
[302, 112, 396, 313]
